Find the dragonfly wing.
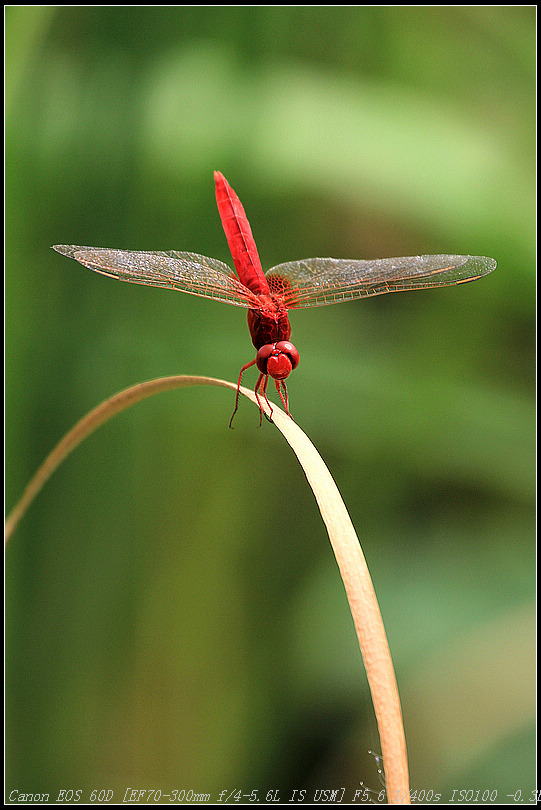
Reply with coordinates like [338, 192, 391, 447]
[266, 255, 497, 308]
[52, 246, 262, 308]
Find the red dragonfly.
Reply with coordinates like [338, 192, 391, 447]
[53, 172, 496, 425]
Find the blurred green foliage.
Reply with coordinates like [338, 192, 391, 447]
[6, 6, 535, 801]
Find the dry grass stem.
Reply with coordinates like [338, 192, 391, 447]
[5, 375, 409, 801]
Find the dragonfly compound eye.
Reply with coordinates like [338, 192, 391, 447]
[256, 342, 300, 380]
[275, 341, 300, 371]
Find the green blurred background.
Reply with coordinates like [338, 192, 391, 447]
[6, 6, 535, 802]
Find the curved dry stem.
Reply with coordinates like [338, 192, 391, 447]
[5, 375, 409, 801]
[268, 405, 410, 802]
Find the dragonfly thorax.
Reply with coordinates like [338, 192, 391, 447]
[247, 307, 290, 350]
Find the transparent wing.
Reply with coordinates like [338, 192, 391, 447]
[52, 246, 262, 308]
[265, 255, 497, 309]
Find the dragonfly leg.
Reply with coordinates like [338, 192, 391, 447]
[255, 374, 273, 424]
[275, 379, 292, 417]
[229, 358, 257, 428]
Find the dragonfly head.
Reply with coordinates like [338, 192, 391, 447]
[256, 341, 300, 381]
